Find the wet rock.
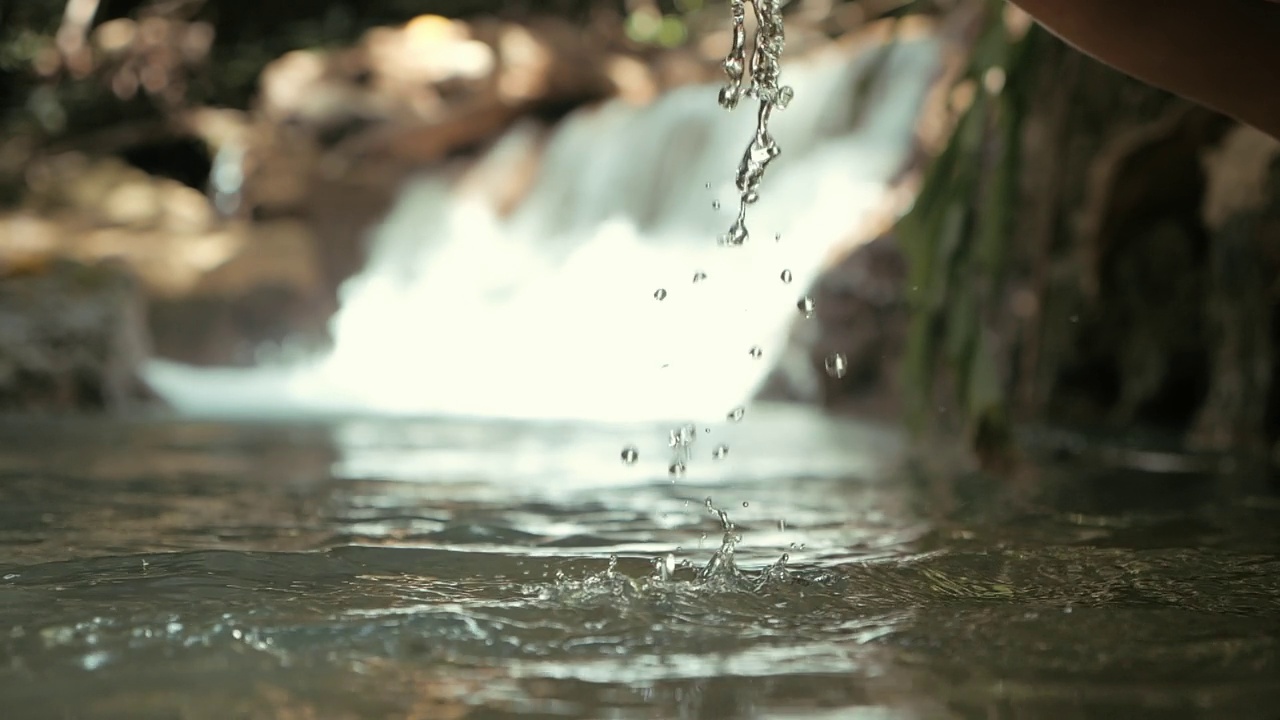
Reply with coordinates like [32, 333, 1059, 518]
[756, 234, 908, 419]
[1189, 126, 1280, 451]
[0, 259, 154, 412]
[239, 14, 626, 219]
[146, 219, 331, 367]
[1, 154, 330, 368]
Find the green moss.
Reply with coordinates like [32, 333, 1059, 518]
[897, 0, 1030, 454]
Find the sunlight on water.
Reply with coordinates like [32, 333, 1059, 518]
[4, 415, 1280, 718]
[145, 34, 941, 422]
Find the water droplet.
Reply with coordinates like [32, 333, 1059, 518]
[669, 423, 697, 448]
[712, 200, 721, 210]
[1070, 314, 1080, 323]
[704, 182, 712, 190]
[692, 271, 707, 283]
[712, 444, 729, 460]
[620, 446, 639, 465]
[726, 406, 746, 422]
[718, 85, 740, 110]
[749, 346, 763, 359]
[704, 496, 714, 509]
[824, 353, 848, 379]
[742, 501, 749, 508]
[654, 288, 668, 301]
[775, 85, 795, 109]
[718, 220, 749, 247]
[780, 269, 793, 284]
[668, 462, 687, 477]
[797, 296, 815, 317]
[774, 232, 782, 242]
[778, 518, 787, 531]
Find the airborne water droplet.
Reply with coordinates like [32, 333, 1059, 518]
[749, 346, 763, 359]
[797, 296, 815, 317]
[654, 288, 668, 301]
[775, 232, 782, 242]
[669, 423, 697, 448]
[726, 406, 745, 422]
[719, 220, 749, 246]
[669, 462, 687, 477]
[780, 269, 792, 284]
[692, 271, 707, 283]
[722, 56, 744, 81]
[718, 85, 740, 110]
[825, 352, 848, 379]
[742, 501, 749, 508]
[712, 444, 729, 460]
[712, 200, 721, 210]
[620, 446, 639, 465]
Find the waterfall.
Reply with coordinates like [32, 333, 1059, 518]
[145, 34, 940, 422]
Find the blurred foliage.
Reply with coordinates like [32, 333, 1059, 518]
[897, 0, 1027, 460]
[0, 0, 616, 205]
[0, 0, 915, 205]
[0, 0, 636, 137]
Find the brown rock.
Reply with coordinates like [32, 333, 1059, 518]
[0, 259, 155, 411]
[1, 153, 332, 369]
[146, 219, 331, 367]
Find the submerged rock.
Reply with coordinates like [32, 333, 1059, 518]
[0, 259, 155, 411]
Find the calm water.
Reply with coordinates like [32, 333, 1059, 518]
[1, 407, 1279, 719]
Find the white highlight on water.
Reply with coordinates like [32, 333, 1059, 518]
[145, 36, 940, 422]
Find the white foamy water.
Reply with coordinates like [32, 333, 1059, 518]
[146, 35, 940, 422]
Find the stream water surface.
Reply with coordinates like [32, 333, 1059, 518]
[2, 408, 1279, 719]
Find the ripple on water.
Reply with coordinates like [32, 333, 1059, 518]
[2, 415, 1280, 718]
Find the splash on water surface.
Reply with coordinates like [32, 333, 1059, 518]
[3, 416, 1280, 718]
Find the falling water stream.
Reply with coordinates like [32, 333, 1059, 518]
[143, 12, 938, 422]
[6, 5, 1280, 719]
